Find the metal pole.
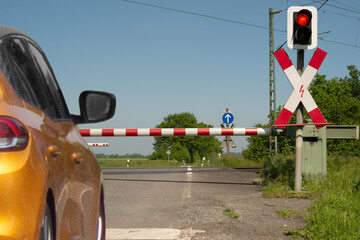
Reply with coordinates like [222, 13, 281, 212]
[295, 49, 304, 191]
[225, 108, 230, 157]
[226, 134, 229, 157]
[269, 8, 279, 156]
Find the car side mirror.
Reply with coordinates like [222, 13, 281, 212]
[72, 91, 116, 124]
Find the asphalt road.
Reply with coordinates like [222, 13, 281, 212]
[103, 167, 312, 240]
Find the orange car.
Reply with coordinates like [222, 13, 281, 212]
[0, 25, 116, 239]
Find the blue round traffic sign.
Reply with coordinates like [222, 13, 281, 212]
[222, 112, 234, 125]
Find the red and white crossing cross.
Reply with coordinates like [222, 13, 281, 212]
[274, 48, 327, 129]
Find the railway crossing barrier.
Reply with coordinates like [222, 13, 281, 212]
[81, 125, 358, 176]
[88, 143, 109, 147]
[79, 127, 275, 137]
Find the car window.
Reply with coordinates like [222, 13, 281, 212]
[0, 37, 70, 120]
[0, 38, 41, 108]
[27, 42, 70, 119]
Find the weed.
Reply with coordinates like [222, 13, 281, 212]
[223, 208, 239, 219]
[276, 209, 297, 218]
[284, 229, 311, 239]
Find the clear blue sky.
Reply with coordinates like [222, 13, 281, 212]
[2, 0, 359, 155]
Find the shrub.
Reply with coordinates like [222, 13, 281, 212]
[260, 154, 295, 189]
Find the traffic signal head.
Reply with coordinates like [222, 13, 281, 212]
[287, 6, 317, 50]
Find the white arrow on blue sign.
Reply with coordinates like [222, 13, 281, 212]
[222, 112, 234, 125]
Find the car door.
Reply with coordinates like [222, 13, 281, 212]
[26, 40, 100, 239]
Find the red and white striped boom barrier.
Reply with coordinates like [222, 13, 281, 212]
[79, 128, 271, 137]
[87, 143, 109, 147]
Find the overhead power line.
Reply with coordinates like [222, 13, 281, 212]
[321, 38, 360, 48]
[290, 0, 360, 15]
[121, 0, 359, 49]
[289, 0, 326, 7]
[332, 0, 360, 12]
[323, 9, 359, 19]
[326, 2, 360, 15]
[317, 0, 328, 10]
[121, 0, 285, 33]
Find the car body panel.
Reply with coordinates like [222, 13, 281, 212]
[0, 25, 111, 239]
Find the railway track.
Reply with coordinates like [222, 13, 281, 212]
[232, 166, 262, 174]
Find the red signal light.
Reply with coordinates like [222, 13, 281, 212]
[287, 6, 318, 49]
[297, 13, 309, 26]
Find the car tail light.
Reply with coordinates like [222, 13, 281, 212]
[0, 117, 29, 150]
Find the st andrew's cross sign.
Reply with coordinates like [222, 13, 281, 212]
[274, 48, 327, 129]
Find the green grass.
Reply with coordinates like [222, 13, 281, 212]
[261, 154, 360, 239]
[98, 156, 261, 168]
[296, 156, 360, 239]
[98, 158, 183, 168]
[205, 155, 263, 167]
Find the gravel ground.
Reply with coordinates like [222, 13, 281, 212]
[174, 169, 314, 240]
[104, 167, 314, 240]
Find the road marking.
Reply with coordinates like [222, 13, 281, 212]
[106, 228, 180, 239]
[182, 166, 192, 199]
[106, 228, 205, 240]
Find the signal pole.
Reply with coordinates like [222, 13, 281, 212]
[269, 8, 280, 156]
[295, 49, 304, 192]
[287, 6, 318, 192]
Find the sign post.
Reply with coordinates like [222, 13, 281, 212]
[274, 48, 327, 191]
[221, 108, 235, 157]
[166, 150, 171, 163]
[295, 49, 304, 192]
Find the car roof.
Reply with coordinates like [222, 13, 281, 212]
[0, 25, 41, 49]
